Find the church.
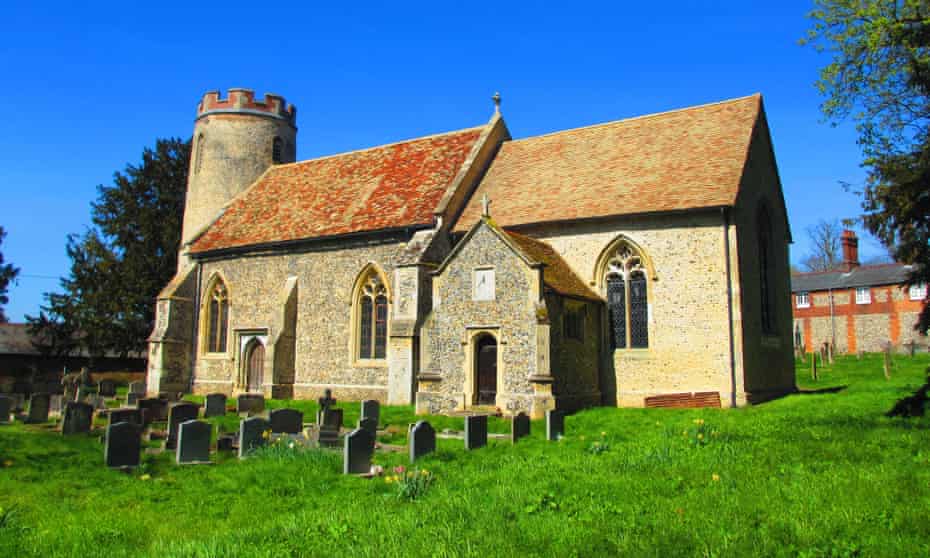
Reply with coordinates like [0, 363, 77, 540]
[146, 88, 796, 417]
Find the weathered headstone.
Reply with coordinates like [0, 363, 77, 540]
[465, 415, 488, 450]
[26, 393, 51, 423]
[360, 399, 380, 426]
[409, 420, 436, 462]
[98, 380, 117, 397]
[166, 402, 200, 450]
[49, 394, 63, 417]
[159, 391, 182, 402]
[316, 389, 337, 424]
[343, 427, 374, 474]
[127, 393, 140, 406]
[510, 412, 530, 444]
[105, 421, 141, 468]
[317, 408, 343, 447]
[546, 409, 565, 441]
[270, 408, 303, 434]
[238, 416, 270, 458]
[237, 394, 265, 415]
[0, 395, 12, 423]
[62, 402, 94, 435]
[128, 381, 146, 396]
[204, 393, 227, 418]
[108, 408, 143, 428]
[810, 352, 818, 381]
[358, 417, 378, 438]
[63, 383, 77, 402]
[217, 435, 236, 452]
[137, 398, 168, 425]
[177, 420, 212, 464]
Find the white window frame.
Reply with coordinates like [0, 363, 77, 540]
[855, 287, 871, 305]
[909, 283, 927, 301]
[796, 292, 810, 309]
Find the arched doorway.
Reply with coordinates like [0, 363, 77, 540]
[245, 339, 265, 392]
[474, 335, 497, 405]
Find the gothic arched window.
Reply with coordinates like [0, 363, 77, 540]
[272, 137, 283, 164]
[194, 134, 205, 175]
[758, 206, 776, 334]
[604, 243, 649, 349]
[205, 279, 229, 353]
[357, 272, 388, 360]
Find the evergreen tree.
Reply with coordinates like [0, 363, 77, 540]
[805, 0, 930, 332]
[0, 226, 21, 323]
[28, 138, 190, 358]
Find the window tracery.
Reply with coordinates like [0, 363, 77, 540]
[358, 273, 388, 359]
[604, 242, 649, 349]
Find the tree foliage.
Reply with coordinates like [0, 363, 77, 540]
[0, 226, 21, 323]
[28, 138, 190, 359]
[804, 0, 930, 332]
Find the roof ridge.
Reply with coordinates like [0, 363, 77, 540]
[507, 93, 761, 145]
[271, 124, 486, 170]
[793, 262, 908, 277]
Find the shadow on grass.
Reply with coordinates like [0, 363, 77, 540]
[796, 385, 848, 396]
[886, 374, 929, 418]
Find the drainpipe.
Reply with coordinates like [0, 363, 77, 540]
[722, 208, 738, 408]
[189, 263, 202, 394]
[828, 287, 835, 351]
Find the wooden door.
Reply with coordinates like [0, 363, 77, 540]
[246, 341, 264, 392]
[475, 336, 497, 405]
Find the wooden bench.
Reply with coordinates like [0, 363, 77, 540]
[644, 391, 721, 409]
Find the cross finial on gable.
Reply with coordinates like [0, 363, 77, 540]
[492, 92, 501, 114]
[481, 194, 491, 218]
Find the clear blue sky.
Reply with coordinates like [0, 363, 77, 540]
[0, 1, 882, 322]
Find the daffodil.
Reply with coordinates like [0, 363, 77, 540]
[712, 473, 720, 482]
[140, 474, 151, 481]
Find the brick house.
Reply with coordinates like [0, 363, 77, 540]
[791, 230, 928, 354]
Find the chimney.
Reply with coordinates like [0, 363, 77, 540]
[841, 229, 859, 271]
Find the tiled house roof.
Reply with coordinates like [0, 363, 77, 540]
[189, 126, 484, 254]
[453, 94, 763, 232]
[791, 264, 915, 293]
[504, 231, 601, 301]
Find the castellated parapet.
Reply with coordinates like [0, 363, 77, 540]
[178, 88, 298, 269]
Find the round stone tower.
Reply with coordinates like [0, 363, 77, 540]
[179, 88, 297, 267]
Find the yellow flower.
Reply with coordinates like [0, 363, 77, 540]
[421, 469, 429, 476]
[712, 473, 720, 482]
[693, 418, 704, 425]
[384, 477, 393, 484]
[600, 431, 607, 437]
[262, 430, 270, 440]
[140, 474, 151, 481]
[697, 433, 704, 440]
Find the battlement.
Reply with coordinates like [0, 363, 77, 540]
[197, 88, 297, 125]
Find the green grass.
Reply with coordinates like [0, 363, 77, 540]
[2, 354, 929, 557]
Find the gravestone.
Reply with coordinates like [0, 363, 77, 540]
[204, 393, 227, 418]
[26, 393, 51, 423]
[316, 389, 337, 424]
[270, 408, 303, 434]
[127, 393, 140, 406]
[317, 408, 343, 447]
[108, 408, 143, 428]
[0, 395, 12, 423]
[358, 417, 378, 438]
[511, 412, 530, 444]
[128, 381, 145, 396]
[49, 394, 63, 417]
[177, 420, 212, 464]
[98, 380, 117, 397]
[546, 410, 565, 441]
[63, 383, 77, 402]
[409, 420, 436, 462]
[360, 399, 380, 426]
[105, 421, 141, 468]
[88, 395, 108, 411]
[166, 402, 200, 450]
[238, 417, 270, 458]
[137, 398, 168, 424]
[62, 402, 94, 435]
[159, 391, 183, 402]
[343, 427, 374, 474]
[10, 393, 25, 412]
[217, 435, 236, 452]
[237, 394, 265, 415]
[465, 415, 488, 450]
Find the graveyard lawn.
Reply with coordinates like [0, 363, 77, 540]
[1, 355, 929, 557]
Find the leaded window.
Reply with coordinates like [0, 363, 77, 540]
[605, 242, 649, 349]
[272, 137, 283, 164]
[206, 280, 228, 353]
[358, 274, 388, 359]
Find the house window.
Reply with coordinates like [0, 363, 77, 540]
[758, 206, 776, 333]
[205, 280, 229, 353]
[357, 273, 388, 360]
[856, 287, 871, 305]
[796, 292, 810, 308]
[909, 283, 927, 301]
[272, 137, 283, 164]
[473, 268, 495, 301]
[563, 306, 585, 342]
[604, 242, 649, 349]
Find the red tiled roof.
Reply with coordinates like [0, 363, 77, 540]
[190, 126, 484, 253]
[504, 230, 601, 301]
[454, 95, 762, 232]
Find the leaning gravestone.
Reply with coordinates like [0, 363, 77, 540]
[26, 393, 51, 423]
[270, 408, 303, 434]
[108, 408, 143, 428]
[409, 420, 436, 462]
[204, 393, 227, 418]
[511, 412, 530, 444]
[237, 394, 265, 415]
[137, 398, 168, 425]
[343, 427, 374, 474]
[360, 399, 380, 426]
[62, 402, 94, 435]
[166, 402, 200, 450]
[465, 415, 488, 450]
[177, 420, 212, 464]
[358, 417, 377, 438]
[0, 396, 12, 423]
[546, 410, 565, 441]
[238, 417, 270, 459]
[105, 421, 141, 468]
[98, 380, 117, 397]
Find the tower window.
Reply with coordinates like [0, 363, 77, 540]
[194, 134, 205, 175]
[205, 279, 229, 353]
[272, 137, 283, 164]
